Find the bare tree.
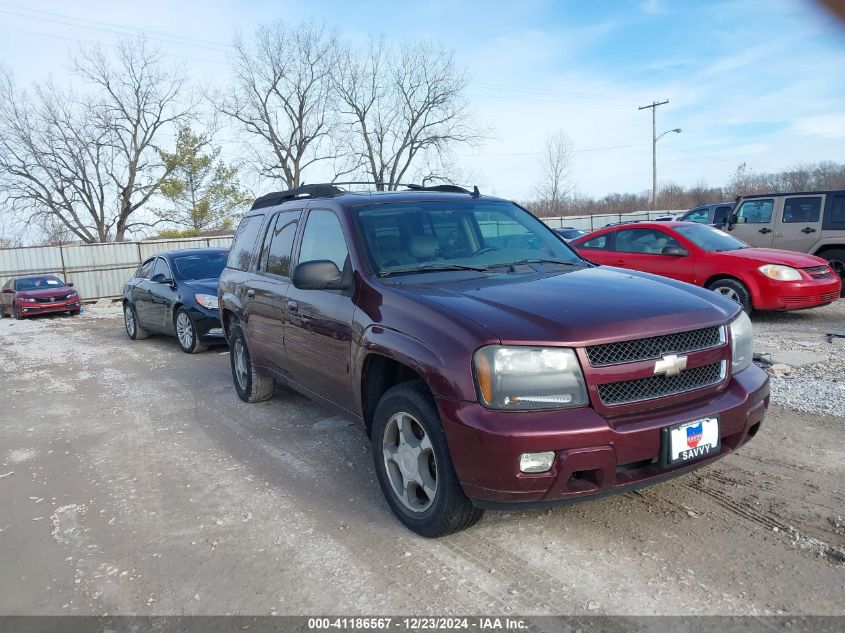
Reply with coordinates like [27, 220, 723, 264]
[0, 40, 194, 243]
[335, 39, 480, 190]
[531, 131, 573, 215]
[217, 21, 341, 189]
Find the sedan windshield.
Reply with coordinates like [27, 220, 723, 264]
[15, 275, 64, 290]
[674, 224, 748, 252]
[356, 200, 584, 276]
[171, 251, 229, 280]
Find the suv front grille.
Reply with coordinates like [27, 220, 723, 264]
[586, 326, 723, 367]
[597, 362, 725, 406]
[804, 265, 833, 280]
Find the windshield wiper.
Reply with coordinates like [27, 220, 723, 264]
[510, 258, 584, 267]
[380, 263, 491, 277]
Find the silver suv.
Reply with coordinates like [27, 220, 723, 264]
[726, 190, 845, 290]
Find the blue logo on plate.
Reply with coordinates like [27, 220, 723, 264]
[686, 423, 703, 448]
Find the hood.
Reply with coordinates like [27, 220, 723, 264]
[16, 286, 74, 299]
[181, 278, 219, 295]
[393, 266, 738, 345]
[718, 248, 827, 267]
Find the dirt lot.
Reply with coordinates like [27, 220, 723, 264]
[1, 302, 843, 616]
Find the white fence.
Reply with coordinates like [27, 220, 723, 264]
[0, 210, 683, 301]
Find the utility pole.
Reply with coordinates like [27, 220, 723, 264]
[639, 99, 669, 210]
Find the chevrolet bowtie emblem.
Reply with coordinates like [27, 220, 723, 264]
[654, 353, 687, 376]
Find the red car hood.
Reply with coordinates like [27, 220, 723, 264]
[718, 248, 828, 268]
[16, 287, 74, 299]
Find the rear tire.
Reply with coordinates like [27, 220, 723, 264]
[818, 248, 845, 297]
[707, 278, 752, 313]
[229, 324, 274, 402]
[124, 303, 149, 340]
[371, 380, 483, 537]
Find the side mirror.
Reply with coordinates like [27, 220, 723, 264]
[292, 260, 349, 291]
[66, 282, 74, 287]
[150, 273, 172, 284]
[662, 245, 689, 257]
[2, 288, 12, 294]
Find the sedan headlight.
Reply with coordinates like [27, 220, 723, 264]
[758, 264, 802, 281]
[195, 294, 219, 310]
[473, 345, 588, 410]
[18, 296, 37, 303]
[729, 311, 753, 374]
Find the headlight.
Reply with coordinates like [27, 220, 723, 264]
[18, 297, 36, 303]
[473, 345, 588, 410]
[729, 311, 753, 374]
[758, 264, 801, 281]
[195, 294, 219, 309]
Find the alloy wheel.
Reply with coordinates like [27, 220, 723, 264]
[715, 286, 740, 303]
[124, 305, 135, 336]
[233, 338, 249, 389]
[176, 312, 195, 349]
[382, 412, 438, 513]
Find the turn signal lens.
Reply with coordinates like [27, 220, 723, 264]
[474, 351, 494, 405]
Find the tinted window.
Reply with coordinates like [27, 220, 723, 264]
[228, 214, 265, 271]
[682, 208, 709, 223]
[299, 209, 349, 271]
[137, 259, 155, 279]
[151, 258, 171, 279]
[612, 229, 681, 254]
[824, 194, 845, 229]
[713, 206, 732, 225]
[14, 275, 64, 290]
[783, 197, 821, 223]
[579, 235, 607, 250]
[736, 199, 773, 224]
[675, 224, 748, 252]
[262, 212, 299, 277]
[171, 251, 229, 280]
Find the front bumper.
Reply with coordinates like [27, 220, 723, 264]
[18, 299, 81, 316]
[438, 364, 769, 507]
[188, 306, 227, 345]
[753, 275, 841, 311]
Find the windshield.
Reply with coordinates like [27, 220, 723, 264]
[355, 200, 584, 276]
[171, 251, 230, 280]
[675, 224, 748, 252]
[15, 276, 64, 290]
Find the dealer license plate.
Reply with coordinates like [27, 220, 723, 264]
[666, 417, 720, 466]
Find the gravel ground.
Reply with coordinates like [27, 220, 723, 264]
[752, 300, 845, 417]
[0, 301, 843, 617]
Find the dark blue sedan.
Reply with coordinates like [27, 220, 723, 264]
[122, 248, 229, 353]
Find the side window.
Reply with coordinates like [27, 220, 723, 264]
[260, 211, 299, 278]
[614, 229, 681, 255]
[579, 235, 607, 250]
[783, 197, 821, 223]
[713, 206, 732, 225]
[298, 209, 349, 271]
[684, 208, 708, 223]
[151, 258, 171, 279]
[228, 214, 265, 271]
[823, 194, 845, 229]
[137, 258, 155, 279]
[735, 199, 773, 224]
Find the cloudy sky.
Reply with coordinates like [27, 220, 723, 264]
[0, 0, 844, 201]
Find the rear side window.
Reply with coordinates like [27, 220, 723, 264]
[783, 197, 821, 223]
[260, 211, 299, 278]
[298, 209, 349, 271]
[579, 235, 607, 250]
[228, 214, 265, 271]
[823, 194, 845, 230]
[736, 199, 773, 224]
[613, 228, 681, 254]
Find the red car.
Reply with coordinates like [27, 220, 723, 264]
[571, 222, 841, 312]
[1, 275, 82, 319]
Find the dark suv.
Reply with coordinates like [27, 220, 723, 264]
[218, 184, 769, 537]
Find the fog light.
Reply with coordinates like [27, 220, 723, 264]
[207, 327, 223, 335]
[519, 451, 555, 473]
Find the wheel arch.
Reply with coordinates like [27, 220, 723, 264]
[360, 353, 428, 436]
[704, 273, 758, 309]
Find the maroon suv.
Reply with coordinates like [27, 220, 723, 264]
[218, 184, 769, 537]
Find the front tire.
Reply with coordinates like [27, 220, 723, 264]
[174, 307, 207, 354]
[371, 381, 483, 538]
[229, 324, 274, 402]
[124, 303, 149, 340]
[707, 278, 752, 313]
[11, 303, 22, 320]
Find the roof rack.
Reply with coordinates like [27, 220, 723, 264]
[250, 181, 482, 210]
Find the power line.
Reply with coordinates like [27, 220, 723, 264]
[471, 82, 638, 104]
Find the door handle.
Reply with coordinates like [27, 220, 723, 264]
[246, 289, 256, 298]
[287, 300, 299, 312]
[801, 227, 817, 234]
[758, 227, 772, 234]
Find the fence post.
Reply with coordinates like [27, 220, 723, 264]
[58, 243, 68, 283]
